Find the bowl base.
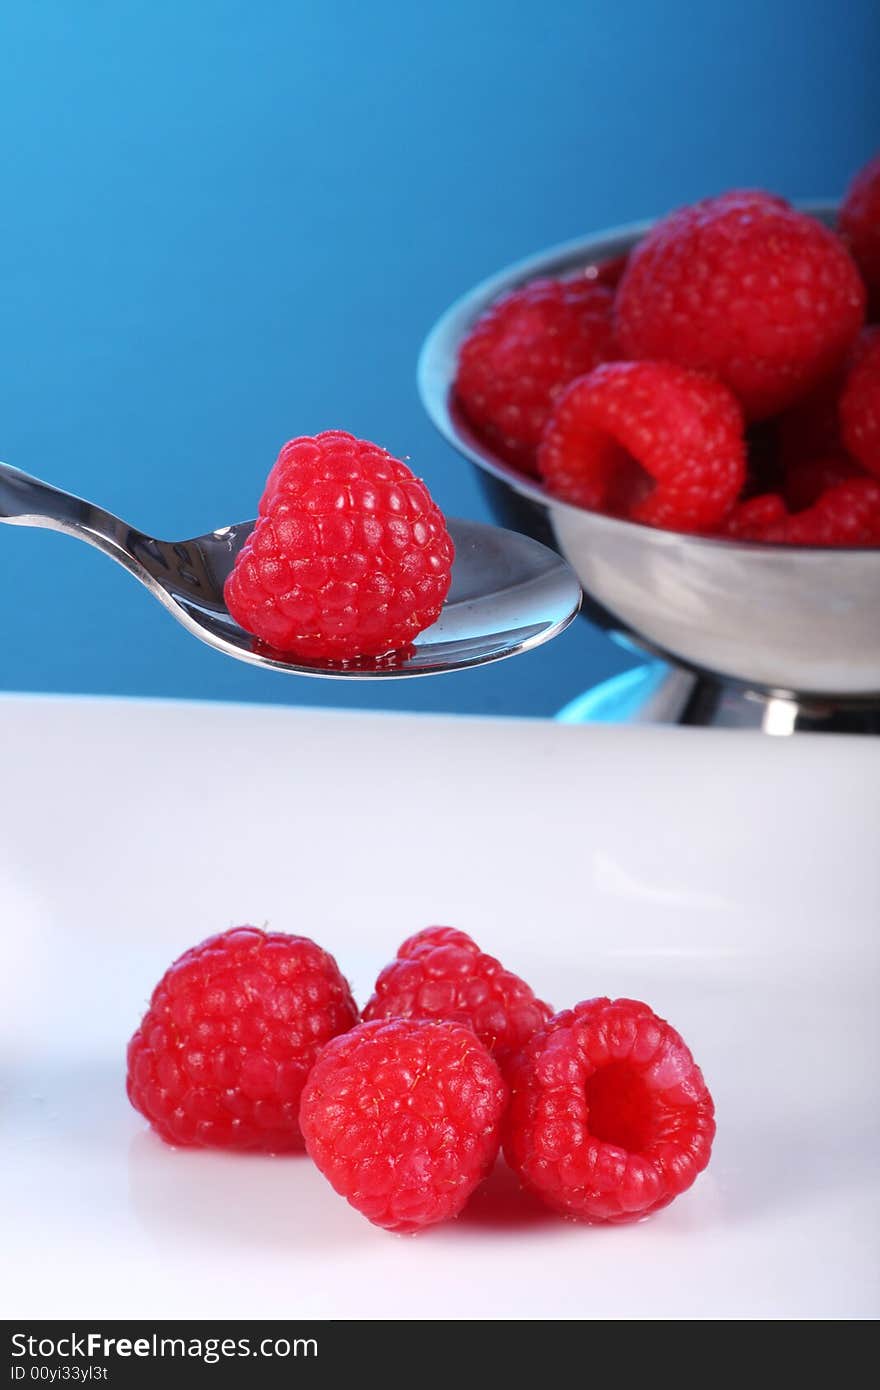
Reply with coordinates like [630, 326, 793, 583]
[557, 663, 880, 735]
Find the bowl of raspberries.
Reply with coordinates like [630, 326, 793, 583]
[419, 157, 880, 715]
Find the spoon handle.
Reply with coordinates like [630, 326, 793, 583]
[0, 461, 140, 567]
[1, 461, 107, 526]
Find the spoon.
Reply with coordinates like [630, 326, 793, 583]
[0, 462, 581, 677]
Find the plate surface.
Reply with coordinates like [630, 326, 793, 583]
[1, 695, 878, 1320]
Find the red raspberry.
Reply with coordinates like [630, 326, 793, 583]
[722, 492, 789, 540]
[224, 431, 454, 660]
[454, 278, 617, 473]
[299, 1018, 507, 1232]
[503, 998, 715, 1224]
[615, 190, 865, 419]
[839, 153, 880, 314]
[127, 927, 358, 1152]
[774, 477, 880, 544]
[722, 477, 880, 545]
[537, 360, 745, 532]
[362, 926, 552, 1071]
[840, 328, 880, 478]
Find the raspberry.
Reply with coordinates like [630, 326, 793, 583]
[224, 431, 454, 660]
[127, 927, 358, 1151]
[454, 278, 617, 472]
[722, 477, 880, 545]
[774, 477, 880, 544]
[503, 998, 715, 1223]
[362, 926, 552, 1071]
[299, 1018, 507, 1232]
[615, 190, 865, 419]
[537, 360, 745, 532]
[839, 153, 880, 314]
[721, 492, 789, 540]
[840, 328, 880, 478]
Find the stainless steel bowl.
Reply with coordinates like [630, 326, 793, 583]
[418, 205, 880, 731]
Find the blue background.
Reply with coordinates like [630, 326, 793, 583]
[1, 1, 877, 717]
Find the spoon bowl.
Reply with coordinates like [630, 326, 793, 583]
[0, 462, 581, 678]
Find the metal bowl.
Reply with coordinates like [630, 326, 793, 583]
[418, 206, 880, 728]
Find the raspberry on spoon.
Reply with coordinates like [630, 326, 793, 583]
[224, 431, 454, 661]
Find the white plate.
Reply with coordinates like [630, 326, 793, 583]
[1, 695, 878, 1320]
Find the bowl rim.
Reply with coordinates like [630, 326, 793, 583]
[417, 199, 879, 558]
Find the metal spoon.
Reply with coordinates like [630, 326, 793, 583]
[0, 462, 581, 677]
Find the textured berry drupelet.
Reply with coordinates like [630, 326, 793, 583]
[127, 927, 358, 1151]
[503, 998, 715, 1223]
[839, 153, 880, 314]
[299, 1017, 507, 1232]
[224, 432, 454, 660]
[722, 476, 880, 545]
[615, 191, 865, 419]
[362, 926, 552, 1071]
[840, 328, 880, 478]
[537, 360, 745, 532]
[454, 278, 617, 473]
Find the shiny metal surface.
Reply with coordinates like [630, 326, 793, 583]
[0, 462, 581, 678]
[418, 204, 880, 711]
[558, 662, 880, 734]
